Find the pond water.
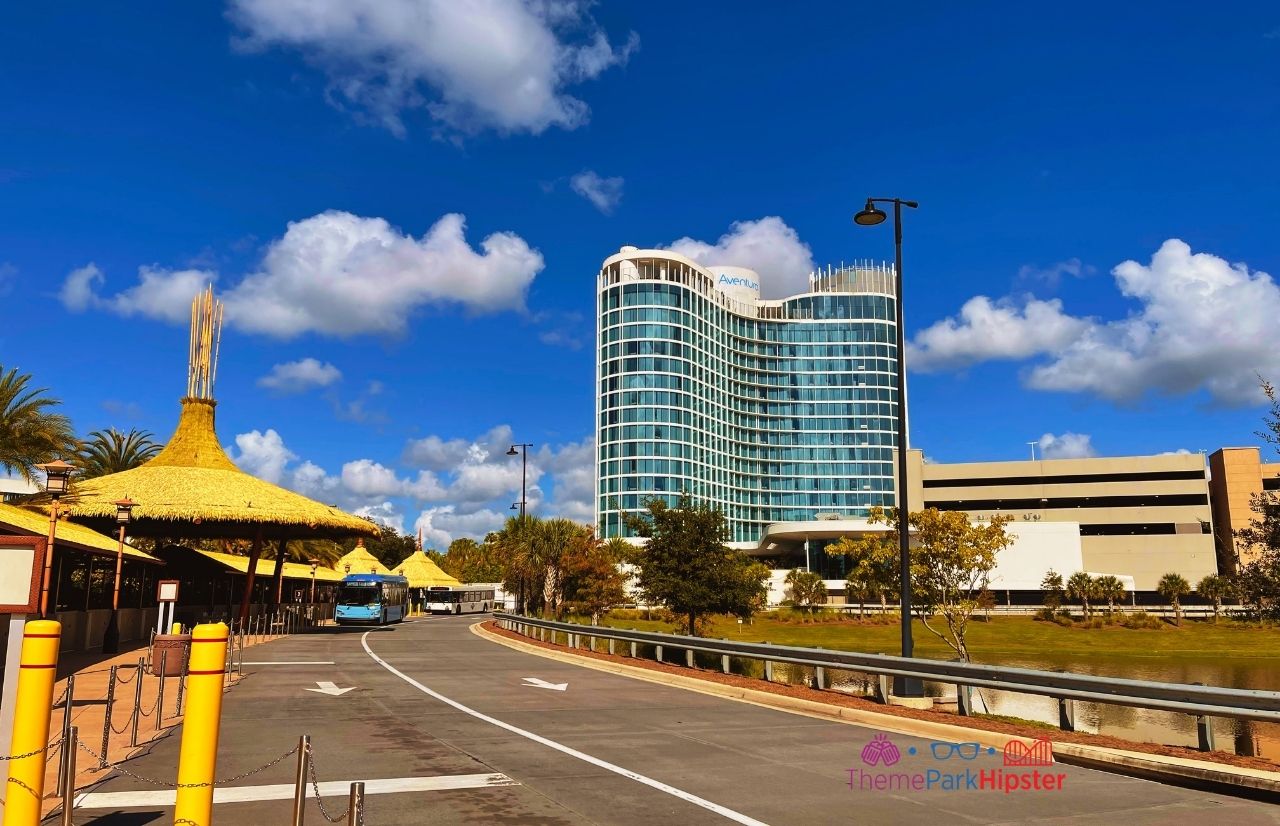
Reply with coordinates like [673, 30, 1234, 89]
[753, 655, 1280, 760]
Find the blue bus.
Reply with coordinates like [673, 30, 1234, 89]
[335, 574, 409, 625]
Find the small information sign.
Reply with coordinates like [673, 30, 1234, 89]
[0, 536, 47, 614]
[156, 579, 180, 603]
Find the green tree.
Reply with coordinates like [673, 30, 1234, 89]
[76, 427, 162, 478]
[844, 569, 877, 619]
[827, 530, 899, 615]
[0, 365, 78, 482]
[496, 516, 541, 614]
[340, 521, 418, 568]
[441, 537, 508, 583]
[784, 569, 828, 614]
[1157, 572, 1191, 626]
[1066, 572, 1097, 620]
[1234, 378, 1280, 620]
[1040, 569, 1065, 609]
[623, 495, 768, 635]
[901, 508, 1013, 661]
[1095, 575, 1127, 615]
[1196, 573, 1230, 623]
[561, 530, 627, 623]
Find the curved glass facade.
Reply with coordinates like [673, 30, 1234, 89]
[596, 250, 902, 544]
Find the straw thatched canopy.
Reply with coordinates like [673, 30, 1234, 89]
[59, 398, 379, 542]
[0, 502, 160, 563]
[394, 550, 461, 588]
[334, 543, 392, 576]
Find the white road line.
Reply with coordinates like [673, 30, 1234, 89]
[75, 773, 516, 809]
[240, 661, 335, 665]
[360, 632, 771, 826]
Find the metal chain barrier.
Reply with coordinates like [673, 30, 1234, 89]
[76, 739, 299, 788]
[114, 664, 141, 685]
[305, 742, 352, 823]
[110, 703, 136, 736]
[0, 737, 63, 762]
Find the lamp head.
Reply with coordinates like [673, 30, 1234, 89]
[507, 446, 519, 456]
[113, 496, 137, 525]
[36, 459, 76, 498]
[854, 201, 887, 226]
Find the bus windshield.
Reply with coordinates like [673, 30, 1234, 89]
[337, 585, 379, 606]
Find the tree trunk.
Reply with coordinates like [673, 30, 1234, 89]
[1174, 601, 1182, 626]
[1212, 600, 1220, 623]
[688, 610, 697, 636]
[271, 538, 288, 605]
[239, 529, 263, 624]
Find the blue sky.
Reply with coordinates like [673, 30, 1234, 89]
[2, 2, 1278, 546]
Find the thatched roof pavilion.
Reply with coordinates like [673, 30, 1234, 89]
[334, 543, 392, 576]
[59, 287, 377, 621]
[394, 550, 460, 589]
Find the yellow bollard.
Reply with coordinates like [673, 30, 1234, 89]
[3, 619, 61, 826]
[171, 623, 183, 635]
[172, 622, 228, 826]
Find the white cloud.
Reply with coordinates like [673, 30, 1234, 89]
[667, 217, 816, 299]
[1016, 257, 1094, 288]
[229, 0, 638, 137]
[257, 358, 342, 394]
[1036, 432, 1096, 460]
[910, 240, 1280, 406]
[1027, 240, 1280, 405]
[227, 424, 592, 547]
[908, 296, 1092, 372]
[570, 170, 624, 214]
[228, 429, 297, 484]
[59, 211, 543, 339]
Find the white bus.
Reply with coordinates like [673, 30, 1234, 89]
[425, 585, 496, 615]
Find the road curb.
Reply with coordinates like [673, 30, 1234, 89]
[472, 621, 1280, 802]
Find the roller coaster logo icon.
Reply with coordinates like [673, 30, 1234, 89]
[1002, 738, 1054, 767]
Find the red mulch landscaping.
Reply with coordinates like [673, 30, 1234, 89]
[483, 620, 1280, 774]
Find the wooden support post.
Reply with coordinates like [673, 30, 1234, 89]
[815, 667, 826, 691]
[877, 673, 891, 703]
[272, 538, 288, 606]
[685, 649, 694, 668]
[721, 654, 730, 674]
[655, 645, 663, 663]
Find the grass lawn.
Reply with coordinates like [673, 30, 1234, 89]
[587, 612, 1280, 662]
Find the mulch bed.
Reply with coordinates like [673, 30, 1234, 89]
[483, 620, 1280, 774]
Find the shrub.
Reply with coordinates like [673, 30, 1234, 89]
[1034, 607, 1056, 622]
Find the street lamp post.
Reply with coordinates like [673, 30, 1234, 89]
[35, 460, 75, 619]
[506, 443, 533, 519]
[102, 497, 137, 654]
[854, 197, 923, 697]
[308, 560, 318, 604]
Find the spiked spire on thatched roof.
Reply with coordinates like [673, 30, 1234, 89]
[393, 550, 461, 589]
[58, 287, 377, 542]
[335, 543, 392, 576]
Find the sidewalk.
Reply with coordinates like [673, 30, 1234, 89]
[34, 623, 303, 819]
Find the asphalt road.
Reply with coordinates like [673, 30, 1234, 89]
[75, 615, 1280, 825]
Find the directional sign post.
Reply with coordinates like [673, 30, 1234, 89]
[522, 677, 567, 691]
[305, 681, 356, 697]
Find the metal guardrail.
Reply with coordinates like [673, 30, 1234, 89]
[497, 616, 1280, 730]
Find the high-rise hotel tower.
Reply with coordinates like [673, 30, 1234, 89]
[596, 246, 901, 546]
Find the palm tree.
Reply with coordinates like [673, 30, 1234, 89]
[1157, 573, 1191, 626]
[1095, 575, 1127, 615]
[76, 428, 162, 478]
[0, 365, 78, 482]
[785, 569, 827, 614]
[1065, 571, 1097, 620]
[1196, 573, 1230, 623]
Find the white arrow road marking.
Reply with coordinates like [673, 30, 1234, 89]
[363, 632, 769, 826]
[522, 677, 568, 691]
[305, 680, 356, 696]
[75, 773, 517, 808]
